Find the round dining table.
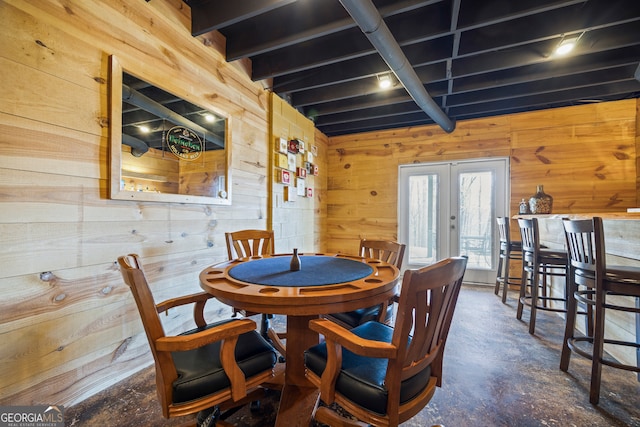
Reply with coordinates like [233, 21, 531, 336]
[199, 252, 400, 427]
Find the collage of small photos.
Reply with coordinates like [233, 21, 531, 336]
[274, 137, 318, 202]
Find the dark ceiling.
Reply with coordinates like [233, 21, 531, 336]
[185, 0, 640, 137]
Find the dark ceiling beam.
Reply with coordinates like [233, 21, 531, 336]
[453, 47, 640, 93]
[310, 65, 639, 128]
[314, 101, 423, 127]
[224, 0, 445, 60]
[289, 42, 639, 113]
[447, 65, 639, 107]
[316, 79, 640, 135]
[317, 110, 438, 136]
[273, 37, 451, 94]
[307, 92, 415, 118]
[275, 12, 640, 97]
[458, 1, 640, 56]
[305, 60, 637, 122]
[448, 80, 640, 118]
[290, 64, 447, 107]
[251, 1, 451, 80]
[190, 0, 296, 35]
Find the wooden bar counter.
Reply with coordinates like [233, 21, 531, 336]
[513, 212, 640, 370]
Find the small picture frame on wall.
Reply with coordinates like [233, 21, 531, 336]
[278, 137, 288, 153]
[287, 152, 296, 171]
[297, 167, 307, 179]
[297, 179, 306, 196]
[281, 169, 291, 185]
[288, 139, 299, 154]
[298, 140, 305, 154]
[311, 145, 318, 156]
[276, 153, 288, 169]
[306, 187, 313, 198]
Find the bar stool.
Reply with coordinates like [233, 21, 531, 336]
[560, 217, 640, 404]
[517, 218, 569, 335]
[494, 217, 522, 303]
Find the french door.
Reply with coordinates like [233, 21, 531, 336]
[398, 158, 509, 284]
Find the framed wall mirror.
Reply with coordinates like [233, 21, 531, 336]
[109, 55, 231, 205]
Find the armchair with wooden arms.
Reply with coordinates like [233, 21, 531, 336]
[327, 239, 406, 329]
[117, 254, 277, 426]
[304, 256, 467, 427]
[224, 229, 286, 357]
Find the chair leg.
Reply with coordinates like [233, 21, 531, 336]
[636, 297, 640, 382]
[529, 266, 539, 335]
[540, 264, 548, 309]
[495, 254, 504, 296]
[560, 278, 578, 371]
[260, 313, 272, 339]
[516, 263, 527, 320]
[502, 255, 511, 304]
[590, 292, 606, 405]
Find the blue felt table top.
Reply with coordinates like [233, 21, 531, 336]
[228, 255, 374, 287]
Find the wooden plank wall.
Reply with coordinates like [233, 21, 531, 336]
[0, 0, 323, 407]
[326, 99, 639, 255]
[269, 93, 328, 253]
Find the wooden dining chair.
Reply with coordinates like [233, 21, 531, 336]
[117, 254, 277, 426]
[494, 217, 522, 303]
[225, 229, 286, 356]
[326, 239, 406, 329]
[304, 256, 467, 427]
[516, 218, 569, 334]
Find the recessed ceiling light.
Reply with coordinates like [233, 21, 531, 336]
[139, 125, 150, 133]
[204, 113, 215, 123]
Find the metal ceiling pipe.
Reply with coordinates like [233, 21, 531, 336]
[122, 85, 224, 149]
[339, 0, 456, 133]
[122, 133, 149, 157]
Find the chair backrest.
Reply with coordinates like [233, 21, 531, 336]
[496, 217, 510, 246]
[562, 218, 599, 286]
[390, 257, 467, 400]
[359, 239, 406, 269]
[518, 218, 540, 261]
[117, 254, 175, 412]
[225, 229, 275, 260]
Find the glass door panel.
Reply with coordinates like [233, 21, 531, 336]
[399, 158, 508, 284]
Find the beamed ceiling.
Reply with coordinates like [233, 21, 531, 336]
[184, 0, 640, 137]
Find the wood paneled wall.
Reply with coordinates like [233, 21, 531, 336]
[0, 0, 324, 407]
[326, 100, 639, 254]
[269, 93, 328, 253]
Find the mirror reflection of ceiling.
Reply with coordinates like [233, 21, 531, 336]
[121, 72, 225, 157]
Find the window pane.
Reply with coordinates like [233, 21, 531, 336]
[458, 171, 494, 269]
[408, 174, 438, 265]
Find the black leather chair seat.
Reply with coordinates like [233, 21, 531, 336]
[327, 304, 393, 329]
[304, 321, 431, 415]
[172, 319, 277, 403]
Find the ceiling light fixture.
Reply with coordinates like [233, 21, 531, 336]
[555, 34, 581, 56]
[377, 73, 393, 89]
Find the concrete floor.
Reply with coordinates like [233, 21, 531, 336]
[65, 285, 640, 426]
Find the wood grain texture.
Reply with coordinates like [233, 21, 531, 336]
[0, 0, 294, 408]
[326, 100, 638, 255]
